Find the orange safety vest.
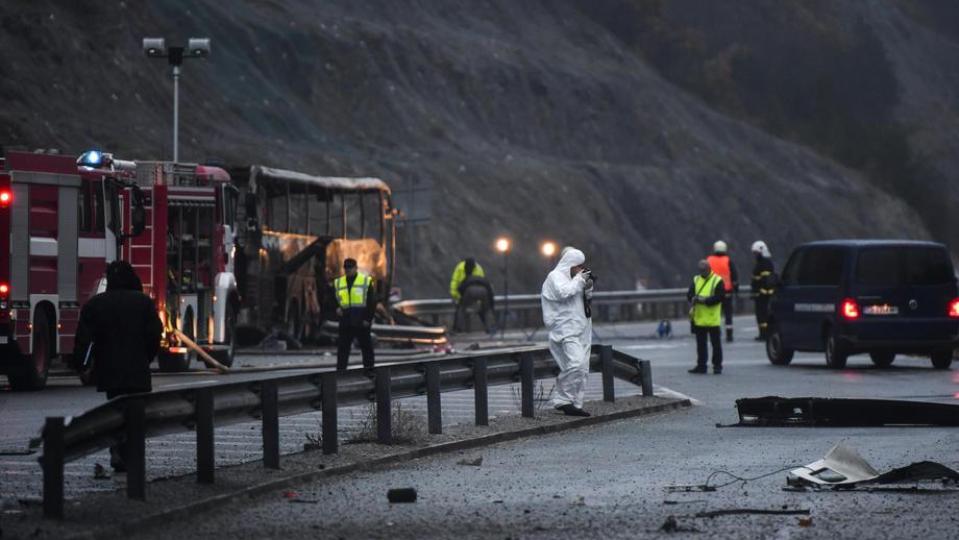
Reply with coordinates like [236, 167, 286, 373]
[707, 255, 733, 292]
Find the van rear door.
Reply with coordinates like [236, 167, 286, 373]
[852, 246, 957, 340]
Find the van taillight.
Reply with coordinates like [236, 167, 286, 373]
[0, 189, 11, 207]
[949, 299, 959, 318]
[0, 283, 8, 298]
[841, 298, 860, 320]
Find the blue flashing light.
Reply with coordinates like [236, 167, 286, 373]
[83, 150, 102, 165]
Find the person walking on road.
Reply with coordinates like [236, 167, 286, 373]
[750, 240, 776, 341]
[688, 259, 726, 374]
[450, 257, 496, 334]
[541, 247, 594, 416]
[707, 240, 739, 342]
[334, 258, 377, 370]
[73, 260, 162, 471]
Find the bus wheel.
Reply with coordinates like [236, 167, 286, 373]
[209, 304, 237, 368]
[10, 309, 52, 391]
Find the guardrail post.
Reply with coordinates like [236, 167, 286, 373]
[520, 353, 534, 418]
[42, 417, 65, 519]
[196, 388, 215, 484]
[600, 345, 615, 402]
[426, 363, 442, 434]
[262, 381, 280, 469]
[376, 366, 392, 444]
[473, 358, 488, 426]
[321, 373, 338, 455]
[125, 398, 147, 500]
[640, 359, 654, 397]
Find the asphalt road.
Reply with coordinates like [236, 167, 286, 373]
[122, 317, 959, 539]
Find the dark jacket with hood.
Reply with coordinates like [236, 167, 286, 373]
[73, 262, 162, 393]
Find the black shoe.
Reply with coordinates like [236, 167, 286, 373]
[713, 367, 723, 374]
[563, 406, 591, 417]
[754, 335, 764, 342]
[688, 367, 707, 374]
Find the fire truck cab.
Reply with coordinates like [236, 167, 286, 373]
[1, 151, 99, 390]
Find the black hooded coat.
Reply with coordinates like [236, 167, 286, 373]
[73, 262, 162, 393]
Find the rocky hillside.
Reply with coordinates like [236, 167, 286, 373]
[1, 1, 950, 297]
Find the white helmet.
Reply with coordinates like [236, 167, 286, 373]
[713, 240, 727, 254]
[751, 240, 771, 258]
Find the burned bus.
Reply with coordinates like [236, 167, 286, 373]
[229, 165, 396, 345]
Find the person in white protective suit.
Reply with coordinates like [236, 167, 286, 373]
[541, 247, 594, 417]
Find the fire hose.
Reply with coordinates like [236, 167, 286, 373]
[172, 328, 230, 373]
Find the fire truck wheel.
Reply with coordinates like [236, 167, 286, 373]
[159, 311, 195, 372]
[157, 352, 190, 372]
[9, 309, 52, 391]
[209, 303, 237, 368]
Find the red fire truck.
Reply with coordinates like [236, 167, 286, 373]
[0, 150, 240, 390]
[77, 151, 241, 372]
[0, 151, 104, 390]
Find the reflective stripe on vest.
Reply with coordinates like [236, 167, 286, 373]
[335, 274, 372, 309]
[693, 273, 723, 327]
[707, 255, 733, 291]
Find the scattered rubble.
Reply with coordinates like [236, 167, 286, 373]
[787, 444, 959, 489]
[732, 397, 959, 427]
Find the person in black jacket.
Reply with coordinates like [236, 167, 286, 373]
[73, 260, 162, 471]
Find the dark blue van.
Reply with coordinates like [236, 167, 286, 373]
[766, 240, 959, 369]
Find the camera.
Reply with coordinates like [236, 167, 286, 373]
[582, 268, 598, 282]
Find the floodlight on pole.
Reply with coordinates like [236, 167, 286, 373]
[494, 237, 511, 338]
[540, 241, 557, 258]
[142, 37, 211, 163]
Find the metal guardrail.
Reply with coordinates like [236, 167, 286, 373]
[36, 345, 652, 519]
[394, 288, 753, 329]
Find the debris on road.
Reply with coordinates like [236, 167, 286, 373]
[732, 397, 959, 427]
[457, 456, 483, 467]
[798, 516, 814, 527]
[787, 444, 959, 489]
[93, 463, 110, 480]
[387, 488, 417, 503]
[659, 515, 699, 533]
[695, 508, 810, 518]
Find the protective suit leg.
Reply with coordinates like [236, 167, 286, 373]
[550, 339, 589, 409]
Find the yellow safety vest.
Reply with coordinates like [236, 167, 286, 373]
[449, 261, 485, 301]
[692, 273, 723, 327]
[335, 273, 373, 309]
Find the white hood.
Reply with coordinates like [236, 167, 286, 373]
[540, 248, 591, 343]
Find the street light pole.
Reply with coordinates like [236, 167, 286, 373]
[172, 64, 180, 163]
[495, 237, 511, 339]
[143, 37, 210, 163]
[503, 249, 509, 339]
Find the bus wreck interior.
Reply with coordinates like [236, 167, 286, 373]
[231, 165, 395, 346]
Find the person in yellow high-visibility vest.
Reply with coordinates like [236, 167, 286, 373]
[334, 258, 377, 370]
[687, 259, 726, 374]
[449, 257, 495, 333]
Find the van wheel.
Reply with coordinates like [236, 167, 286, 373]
[931, 350, 953, 370]
[9, 310, 52, 391]
[766, 326, 794, 366]
[869, 352, 895, 368]
[825, 333, 848, 369]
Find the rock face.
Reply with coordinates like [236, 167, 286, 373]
[0, 1, 943, 296]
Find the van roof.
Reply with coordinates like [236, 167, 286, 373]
[801, 239, 946, 249]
